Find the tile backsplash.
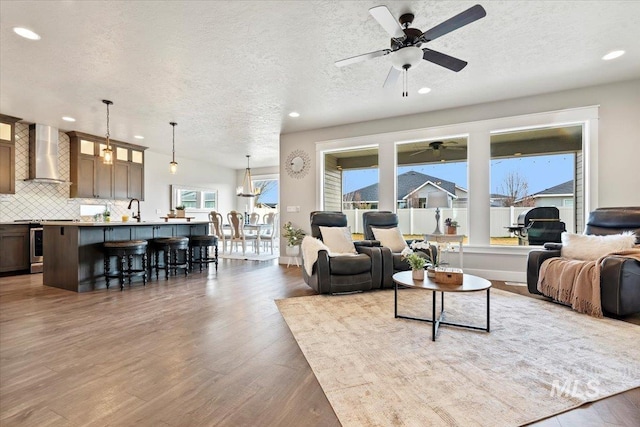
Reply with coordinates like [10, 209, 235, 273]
[0, 123, 129, 221]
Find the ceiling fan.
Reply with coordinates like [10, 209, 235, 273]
[335, 4, 486, 97]
[409, 141, 464, 157]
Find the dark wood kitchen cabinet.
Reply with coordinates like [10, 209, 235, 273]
[0, 224, 30, 273]
[67, 131, 146, 200]
[0, 114, 21, 195]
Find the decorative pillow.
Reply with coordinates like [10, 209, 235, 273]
[561, 231, 636, 261]
[319, 226, 357, 254]
[371, 227, 408, 253]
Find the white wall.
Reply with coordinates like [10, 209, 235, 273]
[279, 79, 640, 281]
[143, 150, 237, 222]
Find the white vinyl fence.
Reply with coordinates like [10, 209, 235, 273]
[344, 207, 574, 237]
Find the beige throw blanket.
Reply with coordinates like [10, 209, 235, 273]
[301, 236, 359, 276]
[538, 249, 640, 317]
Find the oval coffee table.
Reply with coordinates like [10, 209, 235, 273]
[392, 270, 491, 341]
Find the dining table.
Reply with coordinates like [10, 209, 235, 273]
[223, 223, 272, 255]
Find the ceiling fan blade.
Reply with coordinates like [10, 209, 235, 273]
[409, 149, 428, 157]
[369, 5, 405, 39]
[335, 49, 391, 67]
[383, 66, 401, 88]
[420, 4, 486, 42]
[422, 48, 468, 72]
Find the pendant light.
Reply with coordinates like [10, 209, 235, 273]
[169, 122, 178, 174]
[102, 100, 113, 164]
[236, 155, 260, 197]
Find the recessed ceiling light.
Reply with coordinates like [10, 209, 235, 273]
[134, 135, 144, 139]
[602, 50, 625, 60]
[418, 87, 432, 95]
[62, 116, 76, 122]
[288, 112, 300, 118]
[13, 27, 41, 40]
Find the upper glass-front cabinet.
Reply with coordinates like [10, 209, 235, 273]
[0, 123, 12, 141]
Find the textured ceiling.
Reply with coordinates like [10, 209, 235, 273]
[1, 1, 639, 169]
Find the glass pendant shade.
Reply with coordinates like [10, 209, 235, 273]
[169, 122, 178, 174]
[103, 147, 113, 165]
[102, 99, 113, 165]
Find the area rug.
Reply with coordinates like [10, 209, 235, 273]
[276, 288, 640, 426]
[220, 252, 278, 262]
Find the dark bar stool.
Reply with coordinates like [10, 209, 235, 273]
[189, 235, 219, 272]
[151, 237, 190, 280]
[103, 240, 148, 290]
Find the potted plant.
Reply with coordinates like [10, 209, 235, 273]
[176, 205, 186, 218]
[103, 209, 111, 223]
[400, 247, 427, 280]
[444, 218, 459, 235]
[409, 240, 439, 278]
[283, 221, 305, 256]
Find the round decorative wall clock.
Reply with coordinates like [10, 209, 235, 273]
[285, 149, 311, 179]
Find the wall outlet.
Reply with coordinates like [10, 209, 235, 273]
[156, 208, 162, 214]
[286, 206, 300, 213]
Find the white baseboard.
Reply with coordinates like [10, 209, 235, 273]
[462, 268, 527, 283]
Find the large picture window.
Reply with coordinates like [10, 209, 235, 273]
[395, 138, 468, 240]
[490, 124, 582, 245]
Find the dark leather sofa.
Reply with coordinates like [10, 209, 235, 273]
[362, 211, 437, 288]
[302, 211, 385, 294]
[527, 207, 640, 316]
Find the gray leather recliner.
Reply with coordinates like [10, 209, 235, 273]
[527, 207, 640, 316]
[302, 211, 385, 294]
[362, 211, 437, 288]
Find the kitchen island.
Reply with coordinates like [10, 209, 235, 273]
[43, 221, 209, 292]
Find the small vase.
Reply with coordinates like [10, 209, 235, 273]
[412, 268, 424, 281]
[446, 226, 457, 235]
[427, 267, 436, 278]
[177, 210, 185, 218]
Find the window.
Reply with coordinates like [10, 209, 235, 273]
[490, 124, 582, 245]
[322, 147, 379, 211]
[203, 192, 217, 208]
[171, 185, 217, 211]
[321, 147, 379, 237]
[396, 138, 468, 240]
[253, 179, 278, 208]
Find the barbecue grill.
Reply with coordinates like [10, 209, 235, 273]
[507, 207, 566, 245]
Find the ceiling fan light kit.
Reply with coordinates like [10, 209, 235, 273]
[335, 4, 487, 97]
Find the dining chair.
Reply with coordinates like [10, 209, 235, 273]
[260, 212, 279, 254]
[227, 211, 257, 254]
[245, 212, 261, 237]
[209, 211, 230, 253]
[249, 212, 260, 225]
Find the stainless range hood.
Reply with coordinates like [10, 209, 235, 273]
[26, 124, 68, 184]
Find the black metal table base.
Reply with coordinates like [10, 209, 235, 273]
[394, 282, 490, 341]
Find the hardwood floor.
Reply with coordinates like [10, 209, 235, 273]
[0, 263, 638, 426]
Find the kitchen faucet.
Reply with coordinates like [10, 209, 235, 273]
[127, 198, 141, 222]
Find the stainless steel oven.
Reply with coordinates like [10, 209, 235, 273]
[30, 227, 44, 273]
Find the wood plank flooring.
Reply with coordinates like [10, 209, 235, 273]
[0, 262, 638, 426]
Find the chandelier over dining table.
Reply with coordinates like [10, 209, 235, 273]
[237, 155, 261, 197]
